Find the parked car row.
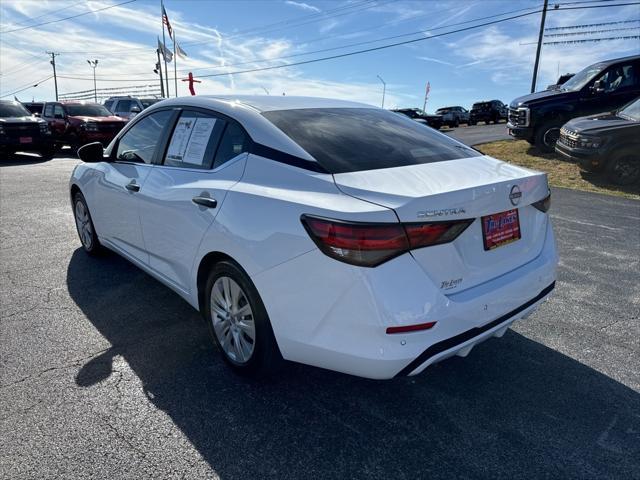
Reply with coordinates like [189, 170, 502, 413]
[394, 100, 508, 130]
[2, 95, 165, 159]
[508, 54, 640, 184]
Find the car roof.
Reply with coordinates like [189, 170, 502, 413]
[196, 95, 372, 112]
[597, 54, 640, 67]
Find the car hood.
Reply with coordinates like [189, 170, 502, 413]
[68, 115, 126, 122]
[563, 112, 639, 135]
[0, 115, 44, 124]
[510, 89, 579, 108]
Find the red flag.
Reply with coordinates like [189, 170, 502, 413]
[162, 5, 173, 40]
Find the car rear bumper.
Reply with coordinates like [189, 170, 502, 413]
[253, 217, 558, 379]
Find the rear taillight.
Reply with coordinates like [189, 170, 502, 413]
[532, 193, 551, 213]
[301, 215, 473, 267]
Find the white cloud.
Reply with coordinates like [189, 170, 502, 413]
[284, 1, 320, 13]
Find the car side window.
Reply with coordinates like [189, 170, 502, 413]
[44, 104, 53, 117]
[116, 110, 173, 164]
[104, 100, 114, 111]
[116, 100, 132, 112]
[597, 63, 636, 92]
[54, 105, 65, 118]
[163, 111, 226, 169]
[213, 122, 249, 169]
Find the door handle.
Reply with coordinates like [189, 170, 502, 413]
[125, 181, 140, 192]
[192, 196, 217, 209]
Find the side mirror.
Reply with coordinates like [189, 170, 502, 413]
[591, 80, 605, 94]
[130, 106, 141, 113]
[77, 142, 105, 163]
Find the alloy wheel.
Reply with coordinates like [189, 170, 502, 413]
[210, 276, 256, 364]
[543, 127, 560, 149]
[74, 200, 93, 249]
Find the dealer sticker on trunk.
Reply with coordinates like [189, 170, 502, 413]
[481, 208, 521, 251]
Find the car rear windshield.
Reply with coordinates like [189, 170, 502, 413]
[472, 102, 491, 110]
[0, 103, 31, 117]
[262, 108, 479, 174]
[66, 104, 112, 117]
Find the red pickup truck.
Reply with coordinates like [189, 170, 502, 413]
[42, 101, 127, 151]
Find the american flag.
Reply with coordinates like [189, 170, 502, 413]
[162, 5, 173, 40]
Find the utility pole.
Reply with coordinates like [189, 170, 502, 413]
[47, 52, 59, 101]
[155, 49, 165, 98]
[87, 59, 98, 102]
[376, 75, 386, 109]
[531, 0, 548, 93]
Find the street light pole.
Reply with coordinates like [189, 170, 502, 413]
[376, 75, 386, 109]
[87, 59, 98, 102]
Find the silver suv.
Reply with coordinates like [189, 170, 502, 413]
[104, 97, 143, 120]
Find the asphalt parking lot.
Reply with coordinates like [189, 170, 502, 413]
[1, 153, 639, 479]
[444, 122, 511, 145]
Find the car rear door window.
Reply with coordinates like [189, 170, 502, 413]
[116, 100, 132, 113]
[44, 104, 54, 117]
[54, 105, 65, 118]
[163, 111, 226, 169]
[213, 123, 249, 169]
[262, 108, 479, 174]
[116, 110, 173, 164]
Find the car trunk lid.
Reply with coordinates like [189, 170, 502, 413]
[332, 155, 550, 293]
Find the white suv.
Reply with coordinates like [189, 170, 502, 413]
[104, 97, 143, 120]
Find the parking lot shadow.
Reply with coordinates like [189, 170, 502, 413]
[67, 249, 640, 479]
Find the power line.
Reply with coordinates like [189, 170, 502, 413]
[4, 1, 87, 28]
[58, 8, 547, 83]
[544, 34, 640, 44]
[545, 18, 640, 30]
[0, 0, 137, 34]
[554, 1, 640, 9]
[56, 3, 547, 79]
[544, 26, 640, 36]
[45, 0, 382, 56]
[0, 75, 53, 99]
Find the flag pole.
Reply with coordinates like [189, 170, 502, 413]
[173, 31, 178, 97]
[161, 0, 170, 97]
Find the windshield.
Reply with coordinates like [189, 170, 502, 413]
[66, 104, 112, 117]
[561, 62, 606, 91]
[141, 99, 159, 108]
[0, 102, 31, 117]
[619, 98, 640, 121]
[436, 108, 451, 114]
[262, 107, 480, 174]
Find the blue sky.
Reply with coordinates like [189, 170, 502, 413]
[1, 0, 639, 110]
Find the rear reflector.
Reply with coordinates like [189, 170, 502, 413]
[301, 215, 473, 267]
[386, 321, 437, 334]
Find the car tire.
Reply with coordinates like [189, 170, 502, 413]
[204, 260, 283, 378]
[606, 152, 640, 185]
[73, 191, 103, 255]
[534, 120, 562, 153]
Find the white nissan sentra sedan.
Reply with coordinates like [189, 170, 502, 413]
[70, 96, 558, 380]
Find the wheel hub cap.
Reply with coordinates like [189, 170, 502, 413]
[74, 201, 93, 249]
[210, 276, 255, 364]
